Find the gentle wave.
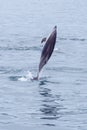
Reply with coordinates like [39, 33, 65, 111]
[39, 79, 60, 86]
[0, 66, 23, 74]
[59, 37, 86, 41]
[0, 46, 41, 51]
[9, 76, 21, 81]
[47, 66, 87, 74]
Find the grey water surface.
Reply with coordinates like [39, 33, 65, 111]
[0, 0, 87, 130]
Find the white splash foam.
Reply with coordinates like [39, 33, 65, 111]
[18, 71, 33, 81]
[54, 47, 58, 51]
[18, 77, 28, 81]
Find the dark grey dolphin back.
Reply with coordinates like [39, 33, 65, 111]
[39, 26, 57, 74]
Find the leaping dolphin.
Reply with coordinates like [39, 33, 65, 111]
[34, 26, 57, 80]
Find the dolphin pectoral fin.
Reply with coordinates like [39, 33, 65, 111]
[41, 37, 47, 43]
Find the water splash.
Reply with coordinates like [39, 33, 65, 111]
[18, 71, 33, 81]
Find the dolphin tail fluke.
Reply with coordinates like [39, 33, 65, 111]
[33, 76, 38, 80]
[33, 72, 39, 80]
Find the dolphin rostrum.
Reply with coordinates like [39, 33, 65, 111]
[34, 26, 57, 80]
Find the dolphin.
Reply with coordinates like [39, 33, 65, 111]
[34, 26, 57, 80]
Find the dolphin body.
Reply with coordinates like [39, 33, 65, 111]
[34, 26, 57, 80]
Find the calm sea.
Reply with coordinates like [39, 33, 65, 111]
[0, 0, 87, 130]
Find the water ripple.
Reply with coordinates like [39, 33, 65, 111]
[9, 76, 21, 81]
[0, 66, 22, 74]
[47, 66, 87, 74]
[0, 46, 41, 51]
[58, 37, 86, 41]
[39, 86, 64, 124]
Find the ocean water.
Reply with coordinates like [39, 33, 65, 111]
[0, 0, 87, 130]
